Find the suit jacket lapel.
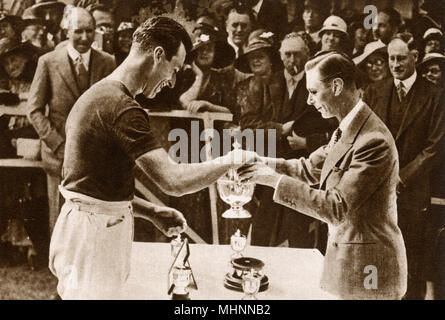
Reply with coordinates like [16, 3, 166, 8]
[268, 72, 285, 119]
[320, 103, 372, 188]
[89, 49, 102, 85]
[291, 75, 309, 121]
[395, 79, 427, 140]
[56, 48, 80, 98]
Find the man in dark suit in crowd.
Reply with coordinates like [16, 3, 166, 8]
[363, 32, 445, 300]
[243, 0, 287, 41]
[240, 32, 335, 248]
[27, 7, 116, 233]
[239, 51, 407, 299]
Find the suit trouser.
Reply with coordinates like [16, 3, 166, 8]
[49, 187, 133, 299]
[398, 207, 428, 300]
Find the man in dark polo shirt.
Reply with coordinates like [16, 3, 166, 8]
[49, 17, 254, 300]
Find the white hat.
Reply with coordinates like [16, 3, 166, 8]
[320, 16, 348, 36]
[353, 40, 387, 66]
[423, 28, 443, 40]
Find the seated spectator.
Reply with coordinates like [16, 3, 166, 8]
[178, 15, 237, 113]
[0, 11, 23, 42]
[21, 7, 52, 56]
[418, 52, 445, 87]
[235, 29, 282, 122]
[114, 21, 136, 66]
[319, 15, 351, 55]
[31, 0, 66, 48]
[292, 0, 330, 51]
[0, 38, 38, 97]
[353, 40, 391, 89]
[350, 19, 371, 58]
[373, 7, 403, 45]
[422, 28, 444, 55]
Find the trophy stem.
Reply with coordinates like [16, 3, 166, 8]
[222, 205, 251, 219]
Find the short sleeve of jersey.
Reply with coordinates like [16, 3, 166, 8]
[113, 105, 161, 161]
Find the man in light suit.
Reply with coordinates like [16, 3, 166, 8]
[27, 7, 116, 233]
[240, 33, 335, 248]
[239, 52, 407, 299]
[363, 32, 445, 299]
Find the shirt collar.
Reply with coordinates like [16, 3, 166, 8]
[394, 70, 417, 93]
[252, 0, 264, 15]
[339, 99, 365, 132]
[284, 69, 304, 84]
[227, 37, 248, 59]
[67, 42, 91, 70]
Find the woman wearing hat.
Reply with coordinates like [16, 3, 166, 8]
[353, 40, 391, 90]
[422, 28, 444, 56]
[178, 15, 238, 113]
[319, 15, 351, 55]
[418, 52, 445, 87]
[0, 11, 23, 42]
[114, 21, 137, 66]
[235, 29, 282, 123]
[0, 37, 46, 270]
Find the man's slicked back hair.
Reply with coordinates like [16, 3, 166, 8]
[132, 16, 192, 61]
[305, 51, 358, 88]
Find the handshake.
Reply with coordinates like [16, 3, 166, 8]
[222, 149, 283, 187]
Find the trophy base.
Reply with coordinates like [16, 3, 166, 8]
[222, 208, 251, 219]
[172, 293, 190, 300]
[224, 273, 269, 292]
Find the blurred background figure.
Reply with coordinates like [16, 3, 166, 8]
[31, 0, 65, 48]
[293, 0, 329, 51]
[89, 3, 115, 54]
[319, 15, 351, 55]
[0, 10, 23, 42]
[422, 28, 444, 56]
[21, 7, 51, 56]
[350, 19, 371, 58]
[225, 4, 254, 58]
[114, 21, 136, 66]
[418, 52, 445, 87]
[354, 40, 391, 90]
[373, 7, 403, 45]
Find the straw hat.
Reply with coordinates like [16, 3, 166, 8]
[31, 0, 66, 14]
[418, 52, 445, 69]
[22, 7, 44, 27]
[235, 29, 282, 73]
[353, 40, 387, 66]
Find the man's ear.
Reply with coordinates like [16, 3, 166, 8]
[153, 46, 165, 64]
[332, 78, 344, 96]
[411, 49, 419, 63]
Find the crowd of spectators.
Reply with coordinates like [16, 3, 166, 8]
[0, 0, 444, 300]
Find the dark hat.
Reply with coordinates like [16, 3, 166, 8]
[22, 7, 44, 27]
[0, 11, 23, 30]
[32, 0, 66, 15]
[304, 0, 330, 16]
[0, 38, 36, 60]
[235, 29, 282, 73]
[187, 16, 235, 69]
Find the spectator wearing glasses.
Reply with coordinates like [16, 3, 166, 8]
[89, 3, 115, 54]
[354, 40, 391, 90]
[418, 52, 445, 87]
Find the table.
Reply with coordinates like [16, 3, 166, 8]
[121, 242, 337, 300]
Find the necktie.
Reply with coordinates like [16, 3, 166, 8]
[75, 55, 89, 93]
[288, 77, 298, 98]
[396, 82, 406, 102]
